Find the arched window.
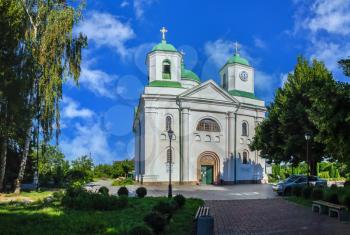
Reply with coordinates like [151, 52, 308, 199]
[197, 118, 221, 132]
[166, 116, 172, 131]
[162, 60, 171, 79]
[242, 122, 248, 136]
[167, 148, 172, 163]
[242, 151, 248, 164]
[223, 74, 228, 90]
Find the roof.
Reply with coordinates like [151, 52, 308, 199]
[152, 40, 177, 52]
[181, 63, 200, 83]
[228, 89, 262, 100]
[226, 54, 250, 66]
[148, 80, 183, 88]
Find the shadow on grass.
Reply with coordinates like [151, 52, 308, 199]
[0, 197, 203, 235]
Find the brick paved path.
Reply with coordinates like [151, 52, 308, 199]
[205, 199, 350, 235]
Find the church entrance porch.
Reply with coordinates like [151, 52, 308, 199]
[197, 151, 220, 184]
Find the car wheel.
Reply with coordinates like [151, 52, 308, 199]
[284, 187, 291, 196]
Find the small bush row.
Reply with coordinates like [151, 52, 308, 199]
[62, 184, 128, 210]
[290, 183, 350, 208]
[142, 195, 187, 234]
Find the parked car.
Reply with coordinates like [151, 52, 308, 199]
[272, 175, 327, 196]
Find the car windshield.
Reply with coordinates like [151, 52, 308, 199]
[284, 176, 299, 183]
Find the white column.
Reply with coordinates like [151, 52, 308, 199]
[227, 112, 234, 182]
[182, 108, 190, 182]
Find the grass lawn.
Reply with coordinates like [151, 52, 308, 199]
[0, 191, 203, 235]
[0, 189, 60, 203]
[285, 196, 313, 207]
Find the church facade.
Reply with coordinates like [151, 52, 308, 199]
[133, 29, 268, 185]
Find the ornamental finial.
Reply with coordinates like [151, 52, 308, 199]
[160, 26, 168, 42]
[234, 41, 240, 56]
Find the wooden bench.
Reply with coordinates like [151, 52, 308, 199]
[195, 206, 210, 220]
[312, 200, 348, 221]
[194, 207, 213, 235]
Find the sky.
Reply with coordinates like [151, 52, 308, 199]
[59, 0, 350, 164]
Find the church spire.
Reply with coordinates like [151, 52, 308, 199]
[234, 41, 240, 56]
[160, 26, 168, 42]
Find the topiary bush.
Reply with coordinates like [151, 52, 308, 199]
[173, 194, 186, 208]
[144, 212, 166, 234]
[302, 186, 313, 199]
[311, 187, 324, 200]
[128, 224, 153, 235]
[118, 186, 129, 197]
[136, 187, 147, 198]
[98, 186, 109, 196]
[291, 186, 302, 197]
[153, 200, 176, 215]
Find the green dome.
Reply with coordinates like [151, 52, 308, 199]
[152, 40, 177, 52]
[227, 54, 249, 66]
[181, 64, 200, 82]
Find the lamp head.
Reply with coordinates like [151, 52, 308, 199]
[167, 129, 174, 140]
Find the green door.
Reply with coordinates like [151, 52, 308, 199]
[201, 165, 213, 184]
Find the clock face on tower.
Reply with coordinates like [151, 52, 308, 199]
[239, 71, 248, 81]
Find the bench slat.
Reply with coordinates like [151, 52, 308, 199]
[313, 200, 347, 210]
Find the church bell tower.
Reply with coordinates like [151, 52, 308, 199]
[219, 42, 254, 95]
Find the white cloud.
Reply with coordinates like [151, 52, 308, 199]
[80, 64, 118, 98]
[292, 0, 350, 76]
[62, 97, 94, 119]
[303, 0, 350, 35]
[120, 1, 129, 8]
[204, 39, 234, 67]
[60, 122, 116, 164]
[133, 0, 155, 19]
[308, 41, 350, 71]
[280, 72, 290, 87]
[254, 37, 266, 49]
[77, 11, 135, 57]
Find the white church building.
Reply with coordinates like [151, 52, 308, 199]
[133, 28, 268, 185]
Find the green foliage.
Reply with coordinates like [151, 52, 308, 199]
[173, 194, 186, 208]
[62, 185, 128, 211]
[153, 200, 176, 215]
[144, 212, 167, 234]
[251, 57, 350, 172]
[118, 186, 129, 197]
[136, 187, 147, 198]
[338, 58, 350, 77]
[98, 186, 109, 196]
[128, 224, 153, 235]
[112, 178, 134, 186]
[93, 160, 134, 179]
[318, 171, 330, 179]
[323, 190, 339, 204]
[93, 164, 113, 178]
[68, 155, 94, 183]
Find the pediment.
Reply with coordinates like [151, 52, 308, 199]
[179, 80, 238, 104]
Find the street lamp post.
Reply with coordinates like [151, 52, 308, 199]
[304, 131, 312, 186]
[167, 129, 174, 198]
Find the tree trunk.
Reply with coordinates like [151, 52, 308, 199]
[0, 138, 8, 192]
[14, 125, 32, 194]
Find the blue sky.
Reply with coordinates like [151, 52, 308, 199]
[59, 0, 350, 164]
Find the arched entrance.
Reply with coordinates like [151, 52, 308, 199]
[197, 151, 220, 184]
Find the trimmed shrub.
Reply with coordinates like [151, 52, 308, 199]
[324, 191, 339, 204]
[291, 186, 302, 197]
[128, 224, 153, 235]
[311, 188, 324, 200]
[302, 186, 313, 199]
[144, 212, 166, 234]
[118, 186, 129, 197]
[153, 201, 176, 215]
[173, 194, 186, 208]
[136, 187, 147, 198]
[330, 184, 338, 190]
[98, 186, 109, 196]
[65, 181, 86, 198]
[340, 194, 350, 208]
